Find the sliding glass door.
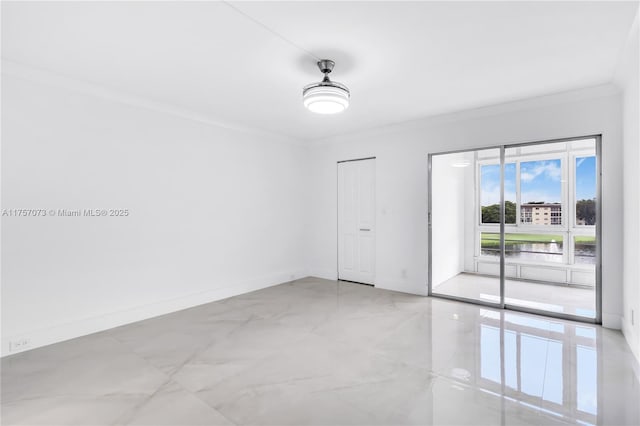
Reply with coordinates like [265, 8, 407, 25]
[429, 147, 502, 307]
[428, 136, 601, 323]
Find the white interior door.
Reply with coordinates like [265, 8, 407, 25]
[338, 159, 375, 284]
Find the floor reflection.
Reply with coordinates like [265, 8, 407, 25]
[472, 310, 599, 425]
[433, 272, 596, 317]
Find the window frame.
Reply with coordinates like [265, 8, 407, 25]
[475, 144, 596, 267]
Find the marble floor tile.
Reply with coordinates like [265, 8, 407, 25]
[2, 277, 639, 425]
[121, 381, 234, 426]
[1, 335, 168, 404]
[1, 394, 147, 426]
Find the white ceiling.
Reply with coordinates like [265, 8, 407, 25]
[2, 1, 638, 140]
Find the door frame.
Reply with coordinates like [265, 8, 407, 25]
[337, 156, 377, 285]
[427, 135, 602, 324]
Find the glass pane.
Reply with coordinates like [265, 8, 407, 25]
[576, 156, 596, 226]
[505, 140, 596, 319]
[431, 148, 500, 304]
[482, 232, 563, 263]
[574, 236, 596, 264]
[520, 159, 562, 226]
[480, 232, 500, 258]
[480, 164, 499, 224]
[505, 163, 516, 224]
[480, 163, 515, 224]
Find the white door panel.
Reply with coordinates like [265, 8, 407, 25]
[338, 159, 375, 284]
[358, 234, 375, 274]
[343, 234, 356, 271]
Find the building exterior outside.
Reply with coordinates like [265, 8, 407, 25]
[520, 203, 562, 225]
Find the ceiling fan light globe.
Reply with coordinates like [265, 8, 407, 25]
[303, 87, 349, 114]
[302, 65, 350, 114]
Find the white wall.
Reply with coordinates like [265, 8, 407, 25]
[616, 12, 640, 363]
[430, 153, 466, 287]
[1, 69, 308, 356]
[306, 85, 624, 328]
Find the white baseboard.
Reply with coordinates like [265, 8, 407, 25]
[307, 269, 338, 281]
[621, 318, 640, 380]
[602, 313, 622, 330]
[374, 277, 429, 296]
[1, 270, 304, 357]
[307, 272, 429, 297]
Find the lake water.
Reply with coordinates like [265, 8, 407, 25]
[482, 242, 596, 264]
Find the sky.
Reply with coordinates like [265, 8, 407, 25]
[576, 156, 596, 201]
[480, 156, 596, 206]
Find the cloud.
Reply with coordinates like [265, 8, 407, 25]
[481, 164, 517, 205]
[576, 157, 586, 168]
[520, 160, 561, 183]
[481, 185, 501, 206]
[481, 185, 517, 206]
[481, 161, 560, 205]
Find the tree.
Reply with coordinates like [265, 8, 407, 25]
[482, 201, 516, 224]
[576, 199, 596, 225]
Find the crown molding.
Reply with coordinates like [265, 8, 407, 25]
[1, 59, 304, 146]
[308, 83, 621, 146]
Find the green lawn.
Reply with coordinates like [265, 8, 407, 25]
[575, 235, 597, 243]
[481, 233, 596, 248]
